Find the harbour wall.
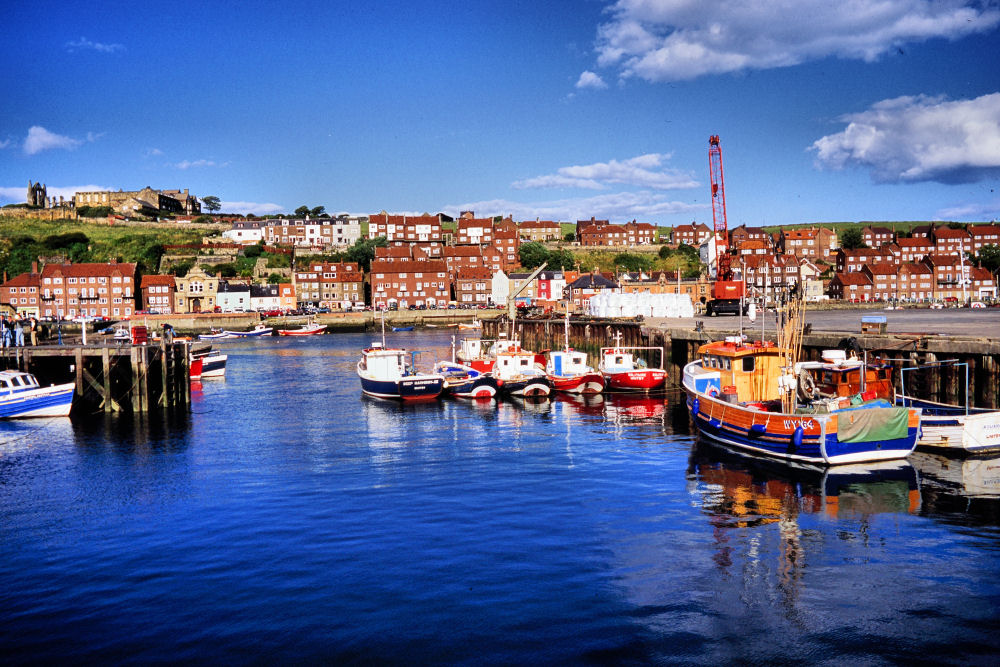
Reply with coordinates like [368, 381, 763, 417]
[485, 317, 1000, 409]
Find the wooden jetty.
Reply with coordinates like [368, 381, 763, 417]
[486, 317, 1000, 409]
[0, 340, 191, 413]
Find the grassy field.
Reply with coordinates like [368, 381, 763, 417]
[0, 216, 212, 277]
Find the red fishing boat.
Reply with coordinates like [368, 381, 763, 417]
[598, 334, 666, 392]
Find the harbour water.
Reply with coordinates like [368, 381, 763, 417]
[2, 331, 999, 664]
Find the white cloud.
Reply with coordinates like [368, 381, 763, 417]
[23, 126, 84, 155]
[0, 184, 108, 205]
[445, 191, 705, 223]
[0, 138, 11, 149]
[575, 71, 608, 89]
[935, 200, 1000, 221]
[65, 37, 125, 53]
[593, 0, 1000, 82]
[146, 148, 164, 157]
[513, 153, 698, 190]
[174, 159, 229, 169]
[811, 93, 1000, 184]
[220, 201, 285, 216]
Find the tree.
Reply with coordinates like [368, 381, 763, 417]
[840, 227, 866, 250]
[346, 236, 387, 271]
[613, 252, 653, 273]
[201, 196, 222, 213]
[310, 206, 326, 218]
[267, 272, 285, 284]
[978, 244, 1000, 274]
[519, 241, 549, 269]
[564, 232, 575, 242]
[547, 249, 576, 271]
[294, 205, 311, 218]
[243, 241, 264, 259]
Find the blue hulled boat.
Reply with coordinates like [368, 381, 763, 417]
[0, 370, 74, 418]
[357, 343, 444, 401]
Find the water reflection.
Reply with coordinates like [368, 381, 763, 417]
[688, 440, 921, 527]
[910, 451, 1000, 525]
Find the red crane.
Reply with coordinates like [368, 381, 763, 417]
[707, 135, 744, 306]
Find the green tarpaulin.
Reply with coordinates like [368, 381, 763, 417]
[838, 406, 910, 443]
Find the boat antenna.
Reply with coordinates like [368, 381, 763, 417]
[564, 306, 570, 352]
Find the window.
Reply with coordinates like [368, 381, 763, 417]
[742, 357, 755, 372]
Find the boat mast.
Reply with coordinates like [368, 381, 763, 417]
[564, 307, 570, 352]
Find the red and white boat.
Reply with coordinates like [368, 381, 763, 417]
[545, 313, 604, 394]
[190, 347, 227, 379]
[599, 334, 666, 392]
[278, 322, 326, 336]
[456, 333, 544, 374]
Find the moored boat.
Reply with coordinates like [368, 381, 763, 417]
[492, 343, 550, 397]
[433, 361, 500, 398]
[896, 361, 1000, 454]
[277, 322, 326, 336]
[392, 326, 414, 332]
[198, 328, 233, 340]
[223, 324, 272, 337]
[0, 370, 74, 418]
[190, 346, 227, 379]
[357, 343, 445, 400]
[683, 337, 920, 465]
[545, 312, 604, 394]
[599, 335, 666, 392]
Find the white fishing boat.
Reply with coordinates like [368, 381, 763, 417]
[0, 370, 74, 418]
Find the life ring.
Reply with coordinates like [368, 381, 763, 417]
[707, 386, 720, 398]
[797, 370, 818, 401]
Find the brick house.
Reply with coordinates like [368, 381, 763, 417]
[369, 213, 442, 243]
[575, 217, 609, 242]
[729, 224, 771, 249]
[828, 272, 873, 301]
[454, 267, 493, 306]
[862, 263, 898, 301]
[370, 259, 450, 309]
[970, 266, 998, 300]
[455, 217, 495, 245]
[1, 263, 41, 317]
[672, 222, 712, 247]
[565, 272, 619, 309]
[932, 226, 972, 256]
[518, 220, 562, 242]
[140, 274, 176, 314]
[897, 262, 935, 301]
[835, 248, 884, 273]
[968, 224, 1000, 254]
[294, 262, 364, 308]
[735, 240, 771, 257]
[863, 226, 895, 248]
[491, 226, 520, 270]
[38, 261, 138, 320]
[894, 237, 935, 263]
[262, 217, 361, 248]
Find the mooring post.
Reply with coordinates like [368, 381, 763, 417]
[159, 339, 169, 408]
[75, 347, 84, 397]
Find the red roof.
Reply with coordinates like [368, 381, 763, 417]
[42, 262, 136, 279]
[140, 274, 175, 287]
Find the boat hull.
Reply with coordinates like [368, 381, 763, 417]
[278, 324, 326, 336]
[0, 383, 74, 418]
[358, 374, 444, 401]
[448, 374, 500, 399]
[603, 368, 666, 392]
[547, 372, 605, 394]
[684, 387, 919, 465]
[500, 375, 551, 397]
[223, 327, 272, 337]
[897, 396, 1000, 454]
[191, 353, 227, 379]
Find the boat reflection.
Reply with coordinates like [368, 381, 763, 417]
[688, 440, 921, 525]
[910, 451, 1000, 498]
[504, 395, 551, 415]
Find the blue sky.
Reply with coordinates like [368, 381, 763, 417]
[2, 0, 999, 227]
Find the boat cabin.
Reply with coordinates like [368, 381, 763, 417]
[796, 350, 893, 400]
[493, 349, 539, 380]
[692, 338, 787, 403]
[0, 370, 41, 394]
[601, 348, 639, 373]
[361, 344, 412, 379]
[547, 350, 591, 377]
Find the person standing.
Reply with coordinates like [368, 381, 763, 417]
[0, 316, 9, 348]
[14, 318, 24, 347]
[29, 317, 37, 346]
